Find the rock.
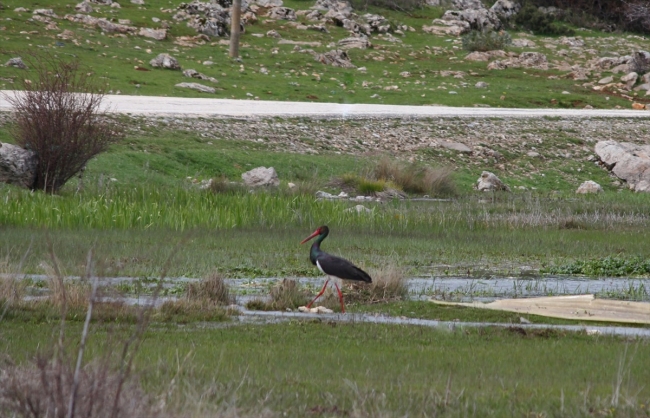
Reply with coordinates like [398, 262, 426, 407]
[441, 141, 472, 153]
[511, 38, 536, 48]
[97, 18, 136, 34]
[337, 37, 371, 50]
[315, 190, 337, 199]
[174, 82, 215, 93]
[255, 0, 282, 6]
[475, 81, 489, 88]
[488, 52, 547, 70]
[75, 1, 93, 13]
[345, 204, 372, 213]
[598, 76, 613, 84]
[559, 36, 584, 48]
[576, 180, 603, 194]
[315, 49, 355, 68]
[57, 29, 76, 40]
[139, 27, 167, 40]
[527, 151, 540, 158]
[298, 306, 334, 314]
[595, 140, 650, 192]
[490, 0, 520, 20]
[451, 0, 484, 9]
[33, 8, 58, 18]
[441, 8, 502, 32]
[629, 50, 650, 74]
[621, 72, 638, 89]
[267, 6, 295, 20]
[182, 69, 218, 83]
[150, 53, 180, 70]
[422, 19, 471, 36]
[0, 142, 38, 188]
[476, 171, 510, 192]
[131, 0, 144, 4]
[4, 57, 27, 69]
[266, 29, 281, 38]
[242, 166, 279, 187]
[0, 142, 37, 188]
[375, 188, 407, 200]
[363, 13, 390, 34]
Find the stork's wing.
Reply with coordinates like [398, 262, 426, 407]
[317, 253, 372, 283]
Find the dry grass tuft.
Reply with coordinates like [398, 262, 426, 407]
[0, 354, 163, 418]
[372, 158, 456, 197]
[344, 265, 407, 304]
[245, 279, 310, 311]
[208, 176, 247, 194]
[186, 272, 233, 306]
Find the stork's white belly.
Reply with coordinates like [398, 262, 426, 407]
[316, 260, 326, 275]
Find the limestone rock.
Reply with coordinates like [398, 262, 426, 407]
[441, 8, 502, 32]
[441, 141, 472, 153]
[242, 166, 280, 187]
[451, 0, 484, 10]
[4, 57, 27, 69]
[174, 82, 215, 93]
[315, 49, 355, 68]
[97, 18, 137, 34]
[422, 19, 470, 36]
[621, 72, 638, 89]
[267, 6, 295, 20]
[576, 180, 603, 194]
[490, 0, 520, 20]
[476, 171, 510, 192]
[595, 140, 650, 192]
[0, 142, 37, 188]
[182, 69, 218, 83]
[511, 38, 536, 48]
[255, 0, 282, 6]
[139, 27, 167, 40]
[150, 53, 180, 70]
[345, 204, 372, 213]
[337, 37, 371, 50]
[75, 1, 93, 13]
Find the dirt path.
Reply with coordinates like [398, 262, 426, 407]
[1, 91, 649, 118]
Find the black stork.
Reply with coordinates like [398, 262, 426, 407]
[300, 225, 372, 313]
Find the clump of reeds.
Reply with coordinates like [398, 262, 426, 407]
[41, 261, 91, 310]
[186, 272, 233, 306]
[208, 176, 247, 194]
[245, 279, 310, 311]
[344, 265, 407, 304]
[373, 157, 456, 197]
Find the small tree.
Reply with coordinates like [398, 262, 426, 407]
[6, 54, 122, 193]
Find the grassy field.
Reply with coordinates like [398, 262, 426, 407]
[0, 0, 647, 109]
[2, 320, 650, 417]
[2, 0, 650, 415]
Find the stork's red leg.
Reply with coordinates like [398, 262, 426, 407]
[306, 279, 330, 308]
[334, 283, 345, 313]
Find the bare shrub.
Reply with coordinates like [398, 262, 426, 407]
[623, 1, 650, 33]
[186, 271, 233, 305]
[5, 53, 123, 193]
[0, 355, 161, 418]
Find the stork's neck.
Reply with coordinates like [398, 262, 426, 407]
[309, 231, 327, 262]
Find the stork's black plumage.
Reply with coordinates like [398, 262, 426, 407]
[300, 225, 372, 313]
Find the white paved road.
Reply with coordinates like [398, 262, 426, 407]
[1, 90, 648, 118]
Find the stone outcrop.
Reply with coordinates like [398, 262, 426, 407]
[4, 57, 27, 69]
[315, 49, 355, 68]
[595, 140, 650, 192]
[0, 142, 37, 188]
[490, 0, 520, 20]
[175, 82, 215, 93]
[242, 166, 280, 187]
[476, 171, 510, 191]
[576, 180, 603, 194]
[150, 53, 181, 70]
[488, 52, 548, 70]
[441, 8, 502, 32]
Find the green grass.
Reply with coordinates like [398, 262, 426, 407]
[2, 321, 650, 416]
[0, 0, 645, 109]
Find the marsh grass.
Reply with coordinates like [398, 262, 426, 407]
[344, 265, 407, 304]
[186, 272, 233, 306]
[372, 158, 456, 196]
[245, 279, 310, 311]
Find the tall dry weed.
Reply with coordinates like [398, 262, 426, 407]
[186, 272, 233, 305]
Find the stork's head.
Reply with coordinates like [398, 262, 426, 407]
[300, 225, 329, 244]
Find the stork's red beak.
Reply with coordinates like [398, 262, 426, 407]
[300, 229, 320, 244]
